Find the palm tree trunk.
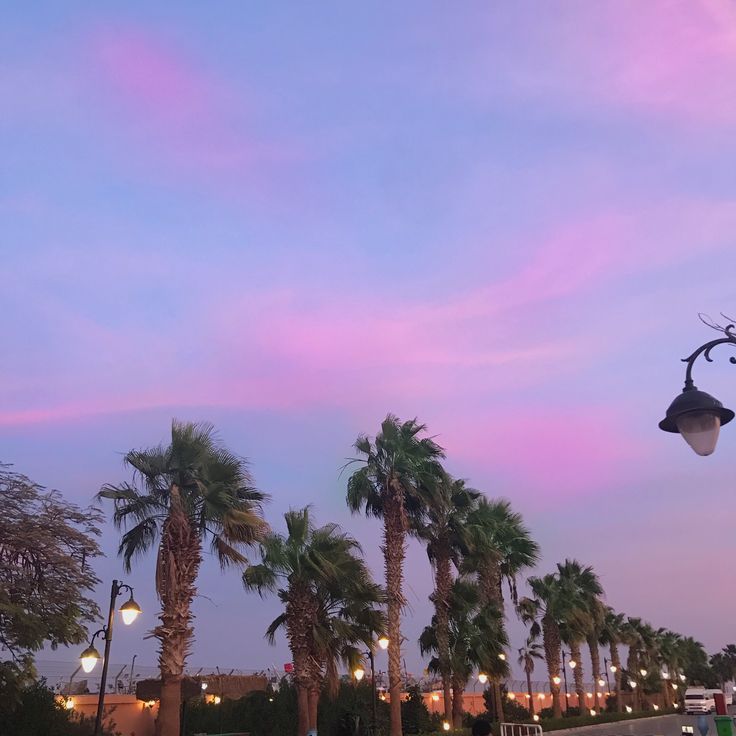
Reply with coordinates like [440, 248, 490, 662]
[451, 673, 465, 728]
[542, 616, 562, 719]
[384, 494, 406, 736]
[627, 649, 640, 711]
[296, 685, 309, 736]
[610, 642, 623, 713]
[432, 548, 453, 725]
[570, 641, 586, 713]
[588, 635, 601, 710]
[308, 687, 319, 733]
[154, 488, 201, 736]
[526, 668, 535, 716]
[286, 588, 316, 736]
[493, 680, 505, 723]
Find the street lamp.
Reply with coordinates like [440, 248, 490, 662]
[358, 636, 389, 735]
[79, 580, 141, 736]
[478, 672, 488, 685]
[659, 323, 736, 455]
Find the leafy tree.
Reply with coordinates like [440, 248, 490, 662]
[244, 507, 383, 736]
[99, 420, 268, 736]
[415, 475, 479, 724]
[0, 466, 102, 705]
[346, 415, 445, 736]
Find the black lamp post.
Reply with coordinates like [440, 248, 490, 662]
[354, 637, 388, 734]
[79, 580, 141, 736]
[659, 323, 736, 455]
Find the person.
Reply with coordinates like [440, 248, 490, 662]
[472, 718, 493, 736]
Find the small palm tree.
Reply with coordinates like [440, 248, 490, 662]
[244, 507, 383, 736]
[99, 420, 267, 736]
[463, 498, 539, 720]
[518, 637, 544, 716]
[557, 560, 603, 714]
[415, 475, 479, 724]
[346, 414, 445, 736]
[420, 578, 508, 728]
[600, 608, 626, 712]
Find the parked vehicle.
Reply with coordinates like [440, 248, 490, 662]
[685, 687, 716, 714]
[705, 688, 732, 707]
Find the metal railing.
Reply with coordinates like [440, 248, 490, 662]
[501, 723, 543, 736]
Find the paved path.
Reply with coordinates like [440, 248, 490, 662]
[555, 714, 731, 736]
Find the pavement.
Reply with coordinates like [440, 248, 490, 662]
[555, 714, 734, 736]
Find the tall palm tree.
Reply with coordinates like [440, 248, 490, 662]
[585, 599, 606, 710]
[99, 420, 267, 736]
[622, 617, 645, 711]
[557, 560, 603, 714]
[518, 637, 544, 716]
[244, 507, 383, 736]
[420, 578, 508, 728]
[346, 415, 445, 736]
[463, 498, 539, 721]
[415, 475, 479, 724]
[600, 608, 626, 712]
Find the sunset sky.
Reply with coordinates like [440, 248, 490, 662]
[3, 1, 736, 678]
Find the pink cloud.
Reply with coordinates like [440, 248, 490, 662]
[438, 406, 647, 503]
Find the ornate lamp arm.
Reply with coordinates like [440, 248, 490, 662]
[682, 324, 736, 390]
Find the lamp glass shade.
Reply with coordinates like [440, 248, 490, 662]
[676, 411, 720, 456]
[80, 646, 101, 673]
[120, 597, 142, 626]
[377, 636, 389, 650]
[598, 678, 605, 687]
[478, 673, 488, 684]
[353, 668, 365, 681]
[569, 660, 577, 669]
[552, 676, 561, 685]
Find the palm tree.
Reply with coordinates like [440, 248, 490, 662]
[600, 608, 626, 712]
[243, 507, 383, 736]
[585, 599, 606, 710]
[518, 574, 567, 718]
[99, 420, 267, 736]
[557, 560, 603, 714]
[518, 637, 544, 716]
[415, 475, 479, 724]
[622, 617, 645, 710]
[346, 415, 445, 736]
[463, 498, 539, 720]
[420, 578, 508, 728]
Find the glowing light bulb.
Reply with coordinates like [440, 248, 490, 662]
[653, 705, 659, 711]
[201, 682, 208, 691]
[120, 595, 142, 626]
[626, 706, 633, 713]
[508, 692, 516, 700]
[610, 665, 617, 673]
[569, 660, 577, 669]
[629, 680, 637, 689]
[442, 721, 450, 731]
[80, 645, 101, 674]
[598, 678, 606, 687]
[432, 693, 440, 702]
[353, 668, 365, 682]
[478, 673, 488, 684]
[672, 684, 678, 690]
[553, 676, 561, 686]
[639, 669, 647, 677]
[378, 637, 389, 651]
[498, 653, 506, 661]
[65, 697, 75, 710]
[590, 709, 597, 716]
[213, 696, 221, 705]
[533, 715, 540, 722]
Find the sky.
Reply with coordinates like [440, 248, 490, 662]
[3, 0, 736, 683]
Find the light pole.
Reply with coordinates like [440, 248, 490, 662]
[561, 651, 570, 712]
[79, 580, 141, 736]
[603, 658, 613, 693]
[659, 322, 736, 455]
[355, 636, 388, 735]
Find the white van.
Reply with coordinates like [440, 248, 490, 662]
[685, 687, 715, 714]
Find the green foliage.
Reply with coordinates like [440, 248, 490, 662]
[401, 684, 436, 734]
[0, 466, 103, 660]
[99, 420, 268, 571]
[0, 679, 105, 736]
[184, 680, 297, 736]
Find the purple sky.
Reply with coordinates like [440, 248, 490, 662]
[3, 1, 736, 678]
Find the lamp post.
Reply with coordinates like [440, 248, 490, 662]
[659, 323, 736, 455]
[355, 636, 388, 734]
[79, 580, 141, 736]
[561, 651, 570, 711]
[603, 658, 613, 693]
